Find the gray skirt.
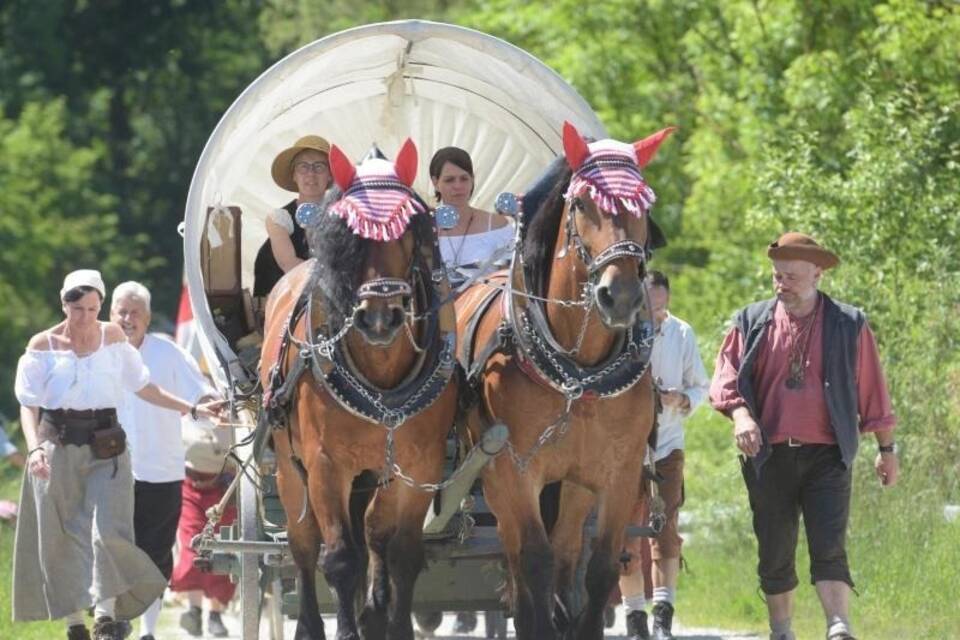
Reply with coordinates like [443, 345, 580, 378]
[13, 441, 167, 621]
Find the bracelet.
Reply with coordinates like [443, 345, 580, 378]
[27, 445, 45, 458]
[878, 442, 897, 454]
[189, 403, 199, 421]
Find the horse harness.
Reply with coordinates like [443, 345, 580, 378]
[262, 229, 457, 486]
[459, 202, 656, 406]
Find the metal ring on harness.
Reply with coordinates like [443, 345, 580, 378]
[561, 379, 584, 400]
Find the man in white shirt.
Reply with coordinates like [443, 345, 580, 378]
[111, 282, 214, 640]
[619, 270, 710, 640]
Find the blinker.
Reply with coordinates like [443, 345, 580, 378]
[434, 204, 460, 229]
[494, 192, 521, 218]
[296, 202, 322, 227]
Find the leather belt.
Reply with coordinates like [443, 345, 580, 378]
[40, 408, 119, 446]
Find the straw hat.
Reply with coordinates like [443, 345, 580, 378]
[767, 232, 839, 269]
[183, 419, 230, 474]
[271, 134, 331, 192]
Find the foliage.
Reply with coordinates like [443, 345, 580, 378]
[0, 100, 127, 417]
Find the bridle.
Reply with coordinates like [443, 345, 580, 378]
[560, 196, 651, 283]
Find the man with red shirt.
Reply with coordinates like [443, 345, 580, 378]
[709, 232, 898, 640]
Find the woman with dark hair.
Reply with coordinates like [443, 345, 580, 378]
[429, 147, 514, 290]
[253, 134, 332, 298]
[13, 269, 223, 640]
[423, 148, 514, 635]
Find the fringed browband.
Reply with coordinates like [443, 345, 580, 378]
[329, 177, 426, 241]
[564, 155, 657, 218]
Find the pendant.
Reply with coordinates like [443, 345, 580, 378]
[786, 359, 804, 389]
[435, 204, 460, 230]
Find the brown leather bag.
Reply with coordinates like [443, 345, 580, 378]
[89, 425, 127, 459]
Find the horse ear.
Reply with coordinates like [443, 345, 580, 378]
[562, 121, 590, 170]
[329, 144, 356, 191]
[394, 138, 418, 187]
[633, 127, 676, 168]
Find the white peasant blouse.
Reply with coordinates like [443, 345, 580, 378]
[15, 329, 151, 411]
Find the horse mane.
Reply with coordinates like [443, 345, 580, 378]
[522, 160, 573, 296]
[304, 187, 436, 324]
[304, 187, 364, 323]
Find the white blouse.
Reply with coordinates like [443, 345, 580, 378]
[15, 328, 151, 411]
[439, 224, 514, 283]
[267, 207, 295, 235]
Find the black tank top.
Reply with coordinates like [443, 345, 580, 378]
[253, 200, 309, 296]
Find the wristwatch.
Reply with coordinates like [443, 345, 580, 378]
[878, 442, 898, 454]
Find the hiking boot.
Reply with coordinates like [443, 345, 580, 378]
[454, 611, 477, 633]
[208, 610, 229, 637]
[68, 625, 91, 640]
[116, 620, 132, 639]
[91, 617, 124, 640]
[179, 606, 203, 636]
[651, 602, 675, 640]
[626, 609, 650, 640]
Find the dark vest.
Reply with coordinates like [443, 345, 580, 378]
[735, 293, 865, 475]
[253, 200, 310, 297]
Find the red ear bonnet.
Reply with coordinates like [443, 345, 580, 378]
[562, 120, 591, 170]
[329, 144, 356, 191]
[393, 138, 418, 187]
[633, 127, 676, 168]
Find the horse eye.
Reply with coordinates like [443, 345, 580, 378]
[571, 198, 584, 211]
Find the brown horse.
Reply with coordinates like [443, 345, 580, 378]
[456, 122, 674, 640]
[260, 141, 458, 640]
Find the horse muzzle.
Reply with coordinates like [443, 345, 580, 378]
[353, 278, 411, 345]
[594, 270, 645, 329]
[352, 303, 405, 345]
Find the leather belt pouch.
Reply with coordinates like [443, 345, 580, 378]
[89, 424, 126, 459]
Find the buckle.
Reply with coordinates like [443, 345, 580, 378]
[786, 437, 804, 448]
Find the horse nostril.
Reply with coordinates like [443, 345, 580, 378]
[596, 285, 614, 310]
[388, 306, 404, 329]
[353, 308, 368, 330]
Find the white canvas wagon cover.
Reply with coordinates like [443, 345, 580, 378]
[182, 20, 605, 385]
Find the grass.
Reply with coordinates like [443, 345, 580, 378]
[677, 409, 960, 639]
[1, 448, 63, 639]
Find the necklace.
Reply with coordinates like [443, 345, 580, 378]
[449, 210, 476, 266]
[785, 297, 820, 390]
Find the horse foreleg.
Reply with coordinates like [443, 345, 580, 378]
[550, 483, 596, 635]
[575, 480, 641, 640]
[384, 483, 433, 640]
[358, 483, 397, 640]
[485, 467, 557, 640]
[276, 434, 327, 640]
[310, 458, 364, 640]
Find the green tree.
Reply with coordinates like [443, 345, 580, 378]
[0, 100, 131, 417]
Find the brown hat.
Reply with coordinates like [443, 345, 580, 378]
[271, 134, 331, 192]
[767, 232, 839, 269]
